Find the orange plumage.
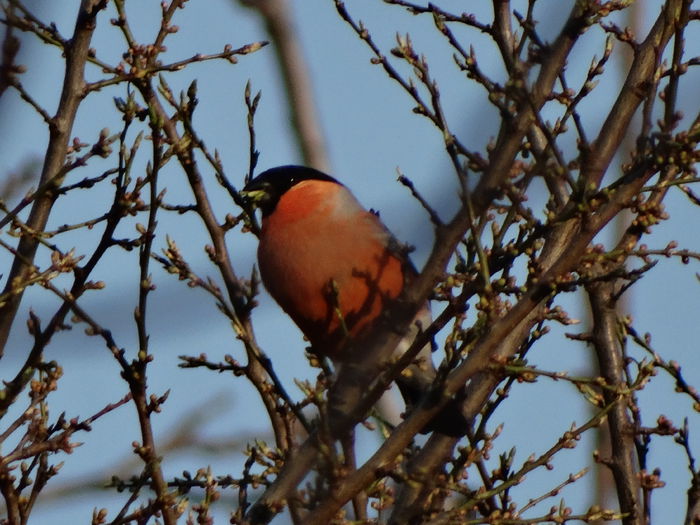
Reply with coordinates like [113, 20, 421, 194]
[242, 165, 466, 436]
[257, 178, 406, 358]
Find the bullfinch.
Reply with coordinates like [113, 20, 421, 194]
[241, 165, 466, 436]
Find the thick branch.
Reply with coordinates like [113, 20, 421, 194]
[0, 0, 107, 356]
[584, 0, 684, 188]
[296, 148, 664, 524]
[588, 283, 642, 525]
[244, 4, 619, 522]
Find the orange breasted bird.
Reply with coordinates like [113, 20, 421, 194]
[241, 165, 466, 436]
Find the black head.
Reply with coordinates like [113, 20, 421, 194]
[241, 165, 340, 217]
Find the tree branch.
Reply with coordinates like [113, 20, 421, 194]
[0, 0, 108, 356]
[239, 0, 330, 170]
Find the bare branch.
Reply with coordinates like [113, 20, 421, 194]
[239, 0, 330, 171]
[0, 0, 109, 356]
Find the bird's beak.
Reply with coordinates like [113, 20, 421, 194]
[239, 187, 269, 209]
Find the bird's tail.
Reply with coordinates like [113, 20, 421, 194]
[392, 304, 469, 437]
[396, 364, 469, 438]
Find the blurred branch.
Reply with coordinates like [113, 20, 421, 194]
[238, 0, 330, 171]
[0, 157, 39, 201]
[0, 2, 20, 97]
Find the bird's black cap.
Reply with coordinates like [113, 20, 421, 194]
[241, 165, 340, 217]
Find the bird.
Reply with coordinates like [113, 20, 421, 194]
[241, 165, 466, 436]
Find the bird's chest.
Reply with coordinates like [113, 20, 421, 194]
[258, 200, 405, 340]
[259, 209, 384, 300]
